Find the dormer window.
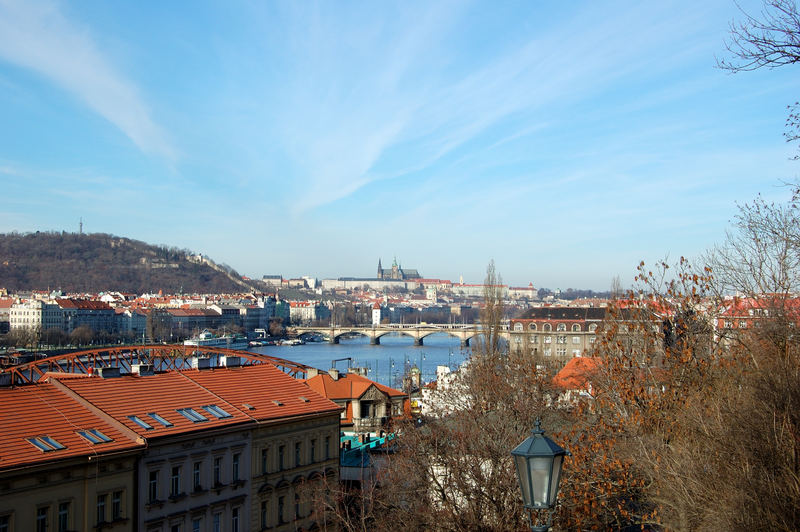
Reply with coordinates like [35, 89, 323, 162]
[177, 408, 208, 422]
[27, 436, 65, 452]
[202, 405, 232, 419]
[77, 429, 113, 444]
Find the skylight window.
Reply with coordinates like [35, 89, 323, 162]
[78, 429, 113, 444]
[27, 436, 65, 452]
[128, 415, 154, 430]
[177, 408, 208, 423]
[202, 405, 232, 419]
[147, 412, 173, 427]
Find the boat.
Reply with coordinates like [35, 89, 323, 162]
[184, 330, 249, 350]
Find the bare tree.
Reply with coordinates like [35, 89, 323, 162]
[718, 0, 800, 154]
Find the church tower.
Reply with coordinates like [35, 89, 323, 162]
[377, 258, 383, 279]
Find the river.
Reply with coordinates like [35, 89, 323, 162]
[249, 332, 472, 389]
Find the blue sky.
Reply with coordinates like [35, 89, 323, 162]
[0, 0, 797, 290]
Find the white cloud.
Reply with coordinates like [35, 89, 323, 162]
[0, 0, 175, 161]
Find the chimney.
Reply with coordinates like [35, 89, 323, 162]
[192, 357, 212, 370]
[97, 367, 120, 379]
[307, 368, 319, 378]
[221, 355, 240, 367]
[131, 364, 154, 376]
[328, 368, 339, 381]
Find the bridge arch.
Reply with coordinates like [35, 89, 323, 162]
[0, 344, 313, 385]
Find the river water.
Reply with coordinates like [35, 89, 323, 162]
[249, 333, 472, 389]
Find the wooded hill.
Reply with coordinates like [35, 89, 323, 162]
[0, 232, 256, 294]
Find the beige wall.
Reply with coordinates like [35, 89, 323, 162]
[0, 452, 137, 532]
[249, 414, 340, 531]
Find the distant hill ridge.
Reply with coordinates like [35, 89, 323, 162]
[0, 232, 256, 294]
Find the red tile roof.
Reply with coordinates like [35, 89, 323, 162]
[305, 372, 406, 401]
[552, 357, 601, 391]
[0, 384, 141, 471]
[56, 364, 340, 440]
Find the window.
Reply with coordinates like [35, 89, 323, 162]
[590, 336, 596, 344]
[279, 445, 285, 470]
[148, 471, 159, 502]
[310, 439, 316, 463]
[1, 514, 10, 532]
[278, 496, 285, 524]
[231, 507, 240, 532]
[528, 335, 538, 344]
[112, 491, 122, 520]
[192, 518, 201, 532]
[739, 320, 747, 328]
[573, 350, 582, 357]
[572, 336, 580, 344]
[572, 324, 581, 332]
[589, 324, 598, 332]
[171, 466, 181, 496]
[232, 453, 240, 481]
[529, 323, 537, 331]
[213, 457, 221, 485]
[171, 525, 180, 532]
[261, 501, 268, 528]
[724, 320, 733, 328]
[37, 507, 48, 532]
[261, 448, 268, 474]
[544, 348, 552, 356]
[128, 415, 154, 430]
[557, 347, 567, 357]
[543, 323, 551, 332]
[28, 436, 65, 452]
[193, 462, 202, 491]
[295, 442, 301, 467]
[557, 323, 566, 332]
[325, 436, 331, 460]
[202, 405, 232, 419]
[147, 412, 173, 427]
[544, 336, 552, 344]
[58, 501, 70, 532]
[294, 494, 300, 520]
[78, 429, 113, 444]
[177, 408, 208, 423]
[213, 512, 221, 532]
[513, 322, 523, 331]
[96, 494, 106, 525]
[557, 335, 566, 344]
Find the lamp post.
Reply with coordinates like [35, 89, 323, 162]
[511, 419, 569, 532]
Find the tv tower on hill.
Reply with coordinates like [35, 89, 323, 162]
[79, 217, 83, 235]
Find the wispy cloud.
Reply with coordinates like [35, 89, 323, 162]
[270, 1, 716, 213]
[0, 0, 175, 161]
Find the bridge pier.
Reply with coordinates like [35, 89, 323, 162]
[370, 337, 380, 345]
[329, 336, 339, 344]
[460, 339, 469, 348]
[414, 338, 423, 346]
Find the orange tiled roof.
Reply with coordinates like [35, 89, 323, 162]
[57, 364, 340, 440]
[552, 357, 601, 391]
[0, 384, 141, 471]
[305, 372, 406, 401]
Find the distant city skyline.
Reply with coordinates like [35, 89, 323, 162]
[0, 1, 796, 290]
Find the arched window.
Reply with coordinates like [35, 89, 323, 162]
[588, 323, 598, 332]
[571, 324, 581, 332]
[514, 322, 523, 331]
[543, 323, 552, 332]
[528, 323, 537, 331]
[556, 323, 566, 332]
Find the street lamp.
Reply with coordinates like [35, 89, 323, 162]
[511, 419, 569, 532]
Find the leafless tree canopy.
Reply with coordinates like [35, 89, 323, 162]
[718, 0, 800, 72]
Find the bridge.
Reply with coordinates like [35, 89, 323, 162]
[291, 323, 507, 347]
[0, 344, 314, 386]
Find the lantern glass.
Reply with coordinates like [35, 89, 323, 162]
[529, 456, 552, 508]
[513, 453, 532, 507]
[548, 454, 564, 506]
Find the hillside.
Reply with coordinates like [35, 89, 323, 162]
[0, 232, 256, 294]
